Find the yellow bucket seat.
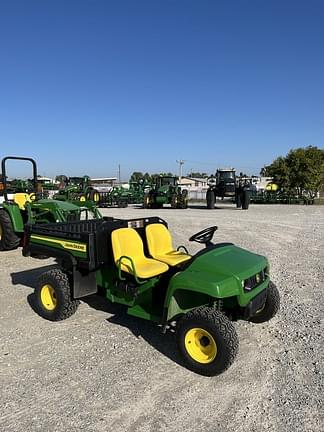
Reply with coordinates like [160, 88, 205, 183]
[111, 227, 169, 279]
[145, 223, 191, 266]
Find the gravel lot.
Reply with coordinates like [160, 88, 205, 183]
[1, 204, 323, 432]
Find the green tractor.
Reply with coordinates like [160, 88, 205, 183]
[53, 175, 100, 204]
[143, 175, 188, 209]
[0, 156, 101, 251]
[23, 216, 280, 376]
[53, 175, 102, 216]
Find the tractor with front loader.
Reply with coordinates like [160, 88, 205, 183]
[0, 156, 101, 251]
[53, 175, 101, 206]
[22, 215, 280, 376]
[143, 175, 188, 209]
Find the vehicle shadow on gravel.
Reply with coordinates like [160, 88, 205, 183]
[11, 265, 58, 290]
[11, 264, 59, 314]
[83, 294, 182, 367]
[11, 267, 182, 368]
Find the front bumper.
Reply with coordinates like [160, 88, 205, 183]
[242, 287, 268, 319]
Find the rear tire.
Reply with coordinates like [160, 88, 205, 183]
[249, 282, 280, 323]
[35, 268, 79, 321]
[143, 193, 152, 209]
[178, 190, 188, 209]
[176, 306, 239, 376]
[170, 194, 178, 208]
[206, 190, 215, 209]
[242, 190, 250, 210]
[87, 188, 100, 203]
[236, 191, 242, 208]
[0, 210, 20, 251]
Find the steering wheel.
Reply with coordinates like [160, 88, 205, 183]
[189, 226, 218, 245]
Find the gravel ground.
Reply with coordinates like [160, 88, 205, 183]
[0, 204, 323, 432]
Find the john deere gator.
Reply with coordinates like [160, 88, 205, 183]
[22, 215, 280, 376]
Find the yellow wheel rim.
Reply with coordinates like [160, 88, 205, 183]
[185, 328, 217, 364]
[40, 284, 57, 311]
[93, 193, 100, 202]
[80, 196, 86, 202]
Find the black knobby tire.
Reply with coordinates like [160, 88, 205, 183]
[235, 191, 242, 208]
[143, 193, 152, 209]
[176, 306, 239, 376]
[35, 268, 80, 321]
[180, 199, 188, 209]
[178, 190, 188, 209]
[249, 282, 280, 323]
[0, 210, 20, 251]
[242, 190, 250, 210]
[88, 188, 100, 203]
[171, 194, 178, 208]
[206, 190, 215, 209]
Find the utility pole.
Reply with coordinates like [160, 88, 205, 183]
[176, 159, 185, 184]
[118, 164, 121, 184]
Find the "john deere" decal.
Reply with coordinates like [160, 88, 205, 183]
[30, 235, 87, 253]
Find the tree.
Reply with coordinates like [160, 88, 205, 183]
[264, 146, 324, 198]
[130, 172, 176, 184]
[129, 172, 144, 183]
[187, 172, 209, 178]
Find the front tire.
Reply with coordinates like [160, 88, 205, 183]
[249, 282, 280, 323]
[0, 210, 20, 251]
[34, 268, 79, 321]
[143, 193, 152, 209]
[206, 190, 215, 209]
[242, 190, 250, 210]
[176, 307, 239, 376]
[87, 188, 100, 203]
[171, 194, 178, 208]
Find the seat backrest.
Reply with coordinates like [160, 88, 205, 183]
[14, 193, 31, 210]
[146, 223, 173, 257]
[111, 227, 145, 264]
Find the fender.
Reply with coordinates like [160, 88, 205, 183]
[0, 203, 24, 232]
[164, 269, 241, 322]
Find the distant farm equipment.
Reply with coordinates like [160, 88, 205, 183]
[143, 175, 188, 209]
[206, 169, 251, 210]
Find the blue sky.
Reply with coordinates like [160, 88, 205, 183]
[0, 0, 323, 180]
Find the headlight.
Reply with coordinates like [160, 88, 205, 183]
[243, 269, 266, 292]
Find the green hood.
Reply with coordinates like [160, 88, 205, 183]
[33, 199, 81, 211]
[189, 245, 267, 281]
[169, 244, 268, 299]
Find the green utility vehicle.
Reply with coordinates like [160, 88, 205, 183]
[143, 176, 188, 209]
[0, 157, 101, 251]
[23, 217, 280, 376]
